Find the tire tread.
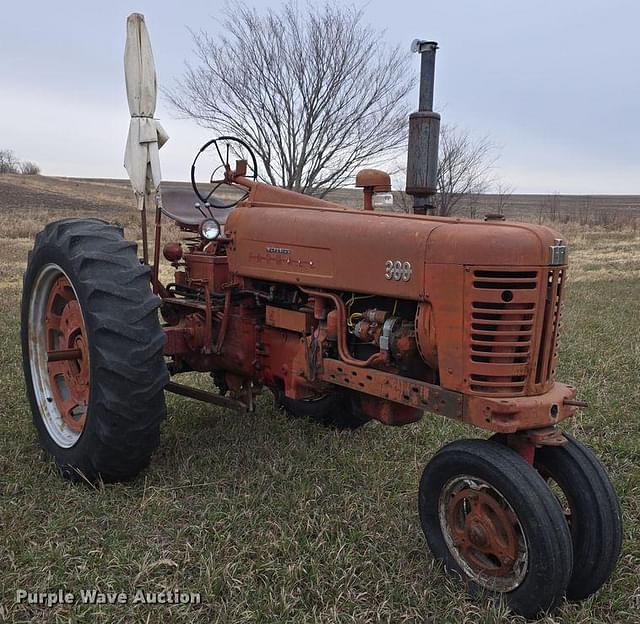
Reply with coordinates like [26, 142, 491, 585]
[21, 218, 168, 482]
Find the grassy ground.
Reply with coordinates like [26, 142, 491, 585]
[0, 175, 639, 623]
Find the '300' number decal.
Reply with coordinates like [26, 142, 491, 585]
[384, 260, 412, 281]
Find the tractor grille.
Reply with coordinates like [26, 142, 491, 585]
[534, 268, 565, 385]
[467, 270, 538, 396]
[465, 267, 565, 396]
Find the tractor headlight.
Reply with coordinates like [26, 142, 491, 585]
[200, 218, 221, 240]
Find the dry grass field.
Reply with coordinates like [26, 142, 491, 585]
[0, 174, 639, 623]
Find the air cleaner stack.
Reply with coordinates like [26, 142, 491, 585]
[405, 40, 441, 214]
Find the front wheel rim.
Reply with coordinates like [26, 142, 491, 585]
[28, 263, 89, 448]
[438, 475, 529, 592]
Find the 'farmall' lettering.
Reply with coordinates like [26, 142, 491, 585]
[266, 246, 291, 255]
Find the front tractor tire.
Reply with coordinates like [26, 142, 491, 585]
[418, 439, 573, 619]
[21, 219, 168, 482]
[534, 434, 622, 600]
[490, 432, 623, 600]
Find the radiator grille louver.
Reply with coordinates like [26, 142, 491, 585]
[535, 269, 564, 384]
[465, 267, 565, 396]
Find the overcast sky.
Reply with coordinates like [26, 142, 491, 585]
[1, 0, 637, 194]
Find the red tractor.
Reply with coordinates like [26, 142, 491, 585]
[21, 40, 620, 618]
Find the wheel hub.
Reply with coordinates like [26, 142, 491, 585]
[59, 303, 89, 401]
[468, 521, 488, 548]
[45, 276, 89, 434]
[29, 267, 90, 445]
[439, 476, 528, 592]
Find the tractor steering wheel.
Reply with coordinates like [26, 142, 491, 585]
[190, 136, 258, 209]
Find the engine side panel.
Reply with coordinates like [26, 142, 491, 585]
[226, 205, 436, 299]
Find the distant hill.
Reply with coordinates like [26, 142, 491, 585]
[2, 174, 638, 227]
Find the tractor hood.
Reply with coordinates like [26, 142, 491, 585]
[425, 219, 563, 267]
[225, 202, 565, 301]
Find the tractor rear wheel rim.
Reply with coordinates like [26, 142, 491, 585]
[28, 264, 89, 447]
[438, 475, 528, 592]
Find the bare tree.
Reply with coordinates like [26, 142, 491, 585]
[168, 2, 413, 196]
[435, 125, 498, 217]
[545, 192, 560, 221]
[494, 182, 515, 215]
[19, 161, 41, 175]
[464, 189, 485, 219]
[579, 195, 592, 226]
[0, 149, 20, 174]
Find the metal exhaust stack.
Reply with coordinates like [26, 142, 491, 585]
[406, 40, 441, 215]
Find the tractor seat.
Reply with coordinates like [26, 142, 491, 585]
[160, 186, 230, 226]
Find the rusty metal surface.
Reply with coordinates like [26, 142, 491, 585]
[521, 426, 567, 447]
[165, 380, 245, 411]
[214, 288, 232, 354]
[152, 195, 163, 294]
[265, 305, 312, 334]
[45, 274, 89, 434]
[225, 179, 442, 298]
[464, 382, 578, 433]
[228, 199, 445, 296]
[300, 288, 386, 368]
[320, 358, 464, 419]
[494, 427, 568, 463]
[186, 252, 230, 291]
[153, 167, 579, 436]
[355, 169, 391, 191]
[461, 266, 567, 398]
[357, 395, 422, 426]
[141, 206, 149, 264]
[161, 298, 208, 312]
[536, 268, 565, 385]
[406, 111, 440, 203]
[142, 38, 585, 443]
[505, 435, 536, 464]
[563, 398, 588, 408]
[163, 325, 191, 355]
[163, 241, 183, 262]
[406, 40, 440, 213]
[444, 482, 524, 582]
[318, 357, 576, 433]
[47, 348, 83, 362]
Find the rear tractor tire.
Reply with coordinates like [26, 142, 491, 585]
[418, 438, 573, 619]
[21, 219, 168, 482]
[276, 390, 370, 430]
